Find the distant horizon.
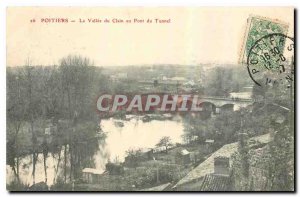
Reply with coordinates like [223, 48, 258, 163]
[6, 61, 240, 68]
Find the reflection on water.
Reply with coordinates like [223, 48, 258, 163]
[6, 152, 63, 186]
[7, 115, 185, 186]
[95, 115, 184, 167]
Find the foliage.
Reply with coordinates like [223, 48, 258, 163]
[6, 55, 107, 186]
[125, 148, 143, 168]
[105, 162, 124, 175]
[204, 66, 251, 96]
[156, 136, 172, 153]
[125, 163, 184, 189]
[50, 177, 72, 191]
[6, 180, 29, 191]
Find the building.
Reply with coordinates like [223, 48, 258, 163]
[173, 133, 271, 191]
[199, 173, 231, 191]
[173, 156, 232, 191]
[82, 168, 104, 184]
[110, 72, 128, 81]
[175, 149, 191, 165]
[229, 85, 253, 100]
[44, 125, 57, 135]
[214, 156, 230, 176]
[124, 148, 154, 167]
[204, 139, 215, 154]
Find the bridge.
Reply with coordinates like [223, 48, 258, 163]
[97, 94, 255, 116]
[180, 96, 255, 113]
[200, 96, 253, 106]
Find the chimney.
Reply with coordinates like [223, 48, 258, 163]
[214, 156, 230, 176]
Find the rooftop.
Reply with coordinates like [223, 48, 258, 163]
[199, 174, 231, 191]
[181, 149, 190, 155]
[174, 133, 270, 188]
[82, 168, 104, 175]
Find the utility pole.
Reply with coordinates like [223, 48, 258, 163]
[154, 157, 159, 184]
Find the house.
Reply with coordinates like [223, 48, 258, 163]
[141, 148, 154, 160]
[214, 156, 230, 176]
[204, 139, 215, 154]
[82, 168, 104, 184]
[105, 162, 125, 175]
[44, 127, 51, 135]
[124, 148, 154, 167]
[170, 77, 186, 82]
[44, 125, 57, 135]
[110, 72, 128, 81]
[229, 91, 252, 100]
[173, 133, 271, 191]
[199, 173, 231, 191]
[175, 149, 191, 165]
[174, 156, 232, 191]
[183, 80, 196, 87]
[229, 85, 253, 100]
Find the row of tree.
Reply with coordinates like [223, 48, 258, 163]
[7, 55, 106, 188]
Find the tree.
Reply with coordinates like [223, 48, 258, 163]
[156, 136, 172, 154]
[267, 122, 294, 190]
[6, 68, 27, 182]
[125, 148, 142, 168]
[237, 133, 250, 178]
[182, 113, 215, 143]
[6, 55, 107, 188]
[204, 66, 251, 97]
[59, 55, 96, 182]
[214, 111, 241, 143]
[59, 55, 96, 120]
[23, 64, 42, 185]
[105, 162, 124, 175]
[41, 138, 49, 183]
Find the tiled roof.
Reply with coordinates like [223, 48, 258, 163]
[174, 133, 270, 188]
[200, 174, 231, 191]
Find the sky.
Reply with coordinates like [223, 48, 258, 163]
[6, 7, 294, 67]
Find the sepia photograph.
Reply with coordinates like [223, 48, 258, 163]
[5, 7, 295, 192]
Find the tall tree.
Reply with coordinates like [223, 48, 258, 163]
[59, 55, 96, 182]
[6, 69, 27, 182]
[156, 136, 172, 154]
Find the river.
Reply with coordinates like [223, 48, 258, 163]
[6, 114, 185, 187]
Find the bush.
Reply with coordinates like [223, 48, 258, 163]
[50, 177, 72, 191]
[106, 162, 125, 175]
[7, 180, 29, 191]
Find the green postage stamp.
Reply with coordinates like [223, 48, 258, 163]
[240, 15, 289, 64]
[240, 15, 294, 88]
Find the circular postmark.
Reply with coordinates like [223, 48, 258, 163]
[247, 33, 294, 88]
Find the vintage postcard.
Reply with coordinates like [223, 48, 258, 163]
[6, 7, 295, 191]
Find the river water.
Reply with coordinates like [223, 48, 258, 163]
[6, 114, 185, 187]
